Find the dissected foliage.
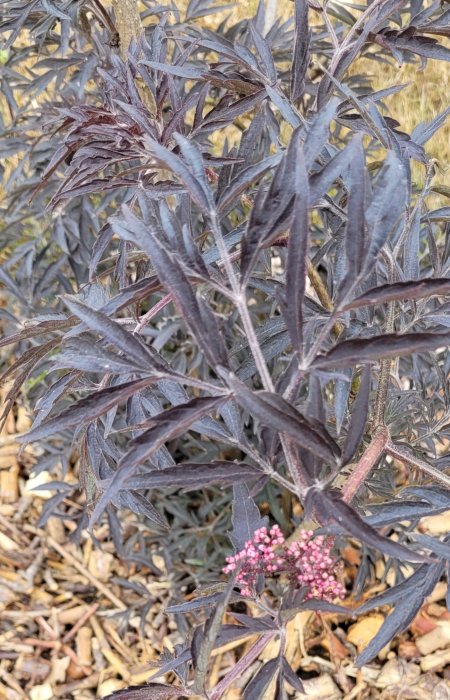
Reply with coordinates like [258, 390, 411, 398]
[1, 0, 450, 696]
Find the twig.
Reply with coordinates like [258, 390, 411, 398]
[43, 533, 126, 610]
[386, 442, 450, 490]
[53, 672, 100, 697]
[89, 615, 131, 680]
[62, 602, 100, 644]
[317, 1, 340, 52]
[372, 310, 394, 427]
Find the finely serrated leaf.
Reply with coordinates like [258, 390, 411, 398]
[281, 657, 304, 691]
[340, 135, 366, 290]
[228, 483, 267, 552]
[341, 364, 371, 465]
[101, 683, 192, 699]
[307, 488, 429, 564]
[342, 278, 450, 311]
[126, 461, 261, 490]
[312, 331, 450, 370]
[18, 377, 159, 444]
[303, 98, 339, 168]
[284, 135, 309, 352]
[227, 374, 340, 463]
[356, 563, 445, 666]
[64, 297, 166, 372]
[291, 0, 310, 102]
[143, 135, 211, 212]
[89, 396, 228, 526]
[244, 658, 279, 700]
[363, 152, 407, 273]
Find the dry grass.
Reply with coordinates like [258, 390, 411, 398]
[203, 0, 450, 191]
[350, 55, 450, 190]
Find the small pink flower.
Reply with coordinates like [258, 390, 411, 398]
[223, 527, 345, 602]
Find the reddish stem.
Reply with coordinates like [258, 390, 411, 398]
[341, 426, 389, 503]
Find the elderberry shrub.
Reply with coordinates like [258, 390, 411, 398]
[1, 0, 450, 697]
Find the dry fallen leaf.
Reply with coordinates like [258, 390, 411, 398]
[0, 532, 18, 552]
[347, 613, 386, 654]
[321, 627, 349, 661]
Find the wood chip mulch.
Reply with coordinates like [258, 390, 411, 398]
[2, 408, 450, 699]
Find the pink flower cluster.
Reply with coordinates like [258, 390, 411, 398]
[285, 531, 346, 602]
[223, 526, 345, 602]
[223, 525, 286, 596]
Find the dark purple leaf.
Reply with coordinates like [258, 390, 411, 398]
[342, 277, 450, 311]
[217, 154, 280, 215]
[339, 134, 366, 291]
[382, 30, 450, 62]
[0, 266, 30, 305]
[143, 135, 211, 212]
[408, 533, 450, 560]
[89, 396, 228, 526]
[312, 331, 450, 370]
[294, 598, 351, 615]
[166, 592, 236, 615]
[303, 98, 339, 169]
[356, 563, 431, 614]
[41, 0, 70, 20]
[309, 139, 359, 205]
[356, 562, 445, 666]
[340, 364, 371, 465]
[18, 377, 159, 444]
[412, 106, 450, 145]
[53, 338, 144, 374]
[265, 85, 303, 128]
[139, 60, 205, 79]
[364, 500, 445, 527]
[363, 151, 407, 273]
[284, 135, 309, 351]
[281, 658, 304, 692]
[64, 297, 167, 372]
[249, 21, 277, 84]
[126, 461, 262, 490]
[115, 491, 169, 530]
[101, 684, 192, 700]
[228, 483, 267, 552]
[227, 375, 341, 464]
[114, 214, 227, 368]
[307, 488, 429, 564]
[243, 658, 279, 700]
